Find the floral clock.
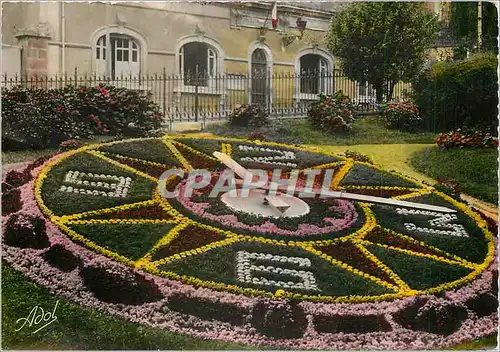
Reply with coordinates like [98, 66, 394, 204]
[2, 135, 497, 349]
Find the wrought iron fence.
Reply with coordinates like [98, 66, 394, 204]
[2, 68, 413, 126]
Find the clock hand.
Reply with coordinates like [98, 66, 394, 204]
[332, 190, 457, 213]
[212, 152, 457, 214]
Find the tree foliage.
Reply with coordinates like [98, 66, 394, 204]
[450, 1, 498, 54]
[327, 2, 439, 103]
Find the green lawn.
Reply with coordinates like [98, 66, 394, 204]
[206, 117, 437, 146]
[410, 146, 498, 204]
[2, 262, 248, 350]
[2, 136, 116, 165]
[2, 148, 58, 165]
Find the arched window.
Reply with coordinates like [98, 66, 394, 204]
[294, 48, 333, 99]
[299, 54, 329, 94]
[179, 42, 218, 86]
[250, 49, 268, 106]
[247, 41, 273, 106]
[95, 34, 140, 78]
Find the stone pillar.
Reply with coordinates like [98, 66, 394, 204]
[15, 23, 52, 82]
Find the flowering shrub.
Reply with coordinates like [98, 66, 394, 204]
[2, 188, 22, 216]
[59, 139, 85, 152]
[308, 92, 355, 134]
[434, 179, 462, 201]
[229, 104, 269, 128]
[4, 213, 49, 248]
[382, 101, 422, 132]
[4, 168, 31, 188]
[435, 129, 499, 149]
[248, 131, 266, 140]
[2, 84, 163, 150]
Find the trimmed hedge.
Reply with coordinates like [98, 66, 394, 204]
[2, 84, 163, 150]
[413, 53, 498, 132]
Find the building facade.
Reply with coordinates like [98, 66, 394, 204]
[2, 2, 442, 118]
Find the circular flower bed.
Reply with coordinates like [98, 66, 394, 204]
[2, 135, 497, 349]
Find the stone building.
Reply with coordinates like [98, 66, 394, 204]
[1, 2, 444, 117]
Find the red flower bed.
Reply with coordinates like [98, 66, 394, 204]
[436, 129, 498, 149]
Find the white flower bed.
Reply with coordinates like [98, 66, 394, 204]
[59, 170, 132, 198]
[236, 250, 318, 291]
[396, 208, 469, 238]
[238, 145, 298, 168]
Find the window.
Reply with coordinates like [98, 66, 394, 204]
[179, 42, 217, 86]
[96, 36, 106, 60]
[95, 34, 140, 78]
[299, 54, 328, 94]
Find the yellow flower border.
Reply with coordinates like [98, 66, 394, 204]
[32, 135, 496, 304]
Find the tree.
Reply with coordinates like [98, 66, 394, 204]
[327, 2, 439, 103]
[450, 1, 498, 54]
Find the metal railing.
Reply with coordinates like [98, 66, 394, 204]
[2, 68, 413, 126]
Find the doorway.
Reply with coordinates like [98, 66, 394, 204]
[251, 49, 268, 107]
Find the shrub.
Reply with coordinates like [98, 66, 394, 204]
[2, 189, 22, 216]
[4, 168, 31, 188]
[80, 261, 163, 305]
[413, 52, 498, 132]
[314, 314, 391, 333]
[382, 101, 422, 132]
[435, 128, 498, 149]
[228, 104, 269, 128]
[3, 213, 50, 248]
[434, 179, 462, 201]
[248, 131, 266, 141]
[2, 84, 163, 150]
[251, 299, 307, 339]
[166, 293, 248, 326]
[59, 139, 85, 152]
[43, 244, 83, 272]
[308, 92, 355, 134]
[394, 298, 468, 336]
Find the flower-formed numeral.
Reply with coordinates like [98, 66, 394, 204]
[236, 250, 319, 291]
[237, 144, 298, 168]
[395, 208, 469, 238]
[59, 170, 132, 198]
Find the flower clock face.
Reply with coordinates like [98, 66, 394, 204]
[4, 135, 497, 349]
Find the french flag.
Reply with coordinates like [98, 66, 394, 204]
[271, 2, 278, 29]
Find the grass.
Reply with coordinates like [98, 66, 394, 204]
[2, 148, 58, 165]
[410, 146, 498, 204]
[448, 333, 497, 350]
[205, 117, 437, 146]
[1, 262, 249, 350]
[2, 136, 116, 165]
[319, 144, 436, 184]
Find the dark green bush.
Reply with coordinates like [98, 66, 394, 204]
[2, 84, 163, 150]
[228, 104, 269, 127]
[413, 52, 498, 132]
[308, 92, 355, 134]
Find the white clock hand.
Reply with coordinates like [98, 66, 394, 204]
[212, 151, 457, 214]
